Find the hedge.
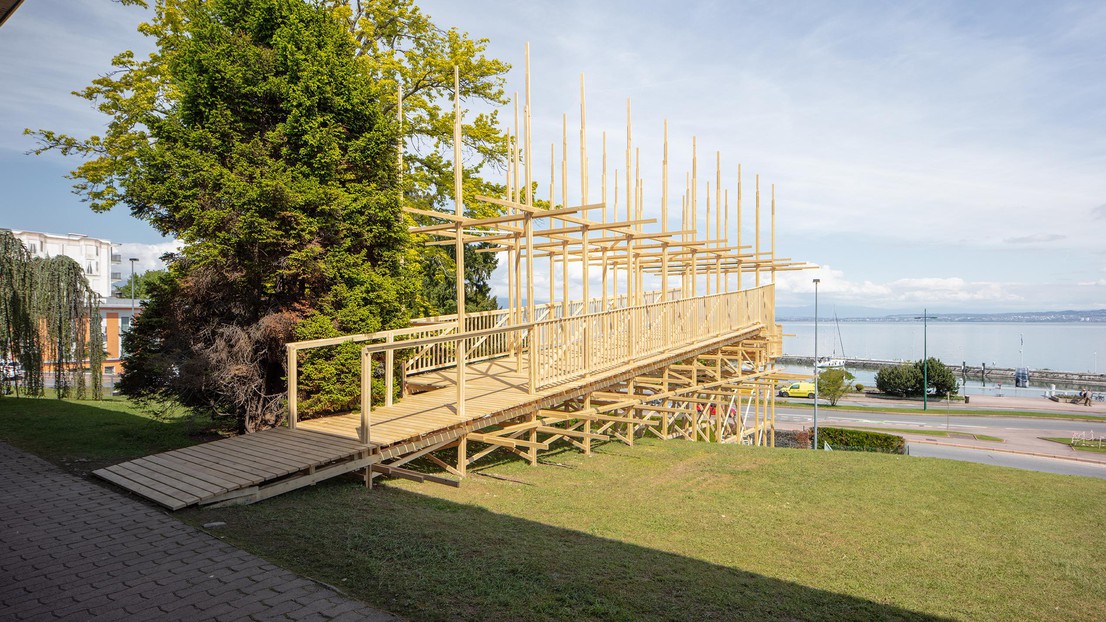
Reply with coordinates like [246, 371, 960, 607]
[815, 427, 906, 454]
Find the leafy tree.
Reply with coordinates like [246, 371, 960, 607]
[114, 269, 168, 299]
[817, 367, 855, 406]
[0, 230, 103, 399]
[875, 364, 921, 397]
[335, 0, 511, 313]
[915, 357, 958, 397]
[33, 0, 417, 431]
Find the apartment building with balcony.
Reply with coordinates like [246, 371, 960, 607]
[7, 230, 140, 376]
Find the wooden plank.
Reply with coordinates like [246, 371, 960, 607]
[95, 467, 189, 510]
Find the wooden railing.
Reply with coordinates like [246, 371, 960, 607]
[284, 284, 775, 444]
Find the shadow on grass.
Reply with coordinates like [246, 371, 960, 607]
[0, 396, 222, 473]
[192, 475, 954, 622]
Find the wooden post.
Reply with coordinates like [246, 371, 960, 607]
[525, 43, 536, 393]
[453, 66, 467, 419]
[755, 174, 761, 288]
[385, 334, 394, 408]
[737, 164, 742, 291]
[583, 394, 592, 456]
[458, 435, 468, 477]
[360, 347, 371, 444]
[286, 345, 297, 429]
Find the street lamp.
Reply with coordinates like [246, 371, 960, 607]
[129, 258, 138, 316]
[914, 309, 937, 411]
[813, 277, 820, 450]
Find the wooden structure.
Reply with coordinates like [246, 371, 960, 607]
[95, 48, 811, 509]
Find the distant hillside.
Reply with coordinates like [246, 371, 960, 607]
[777, 309, 1106, 323]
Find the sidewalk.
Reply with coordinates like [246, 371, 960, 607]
[0, 442, 397, 621]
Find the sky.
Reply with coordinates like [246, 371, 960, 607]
[1, 0, 1104, 314]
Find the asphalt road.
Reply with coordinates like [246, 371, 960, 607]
[774, 406, 1106, 478]
[908, 444, 1106, 479]
[774, 408, 1106, 436]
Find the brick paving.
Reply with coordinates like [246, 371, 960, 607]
[0, 442, 398, 621]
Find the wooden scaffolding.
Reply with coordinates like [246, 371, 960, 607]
[95, 47, 812, 509]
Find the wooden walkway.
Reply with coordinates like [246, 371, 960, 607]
[95, 324, 762, 509]
[93, 428, 372, 510]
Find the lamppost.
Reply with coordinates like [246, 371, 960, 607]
[914, 309, 936, 411]
[813, 277, 820, 450]
[129, 258, 138, 316]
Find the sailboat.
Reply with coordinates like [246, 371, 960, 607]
[815, 310, 847, 369]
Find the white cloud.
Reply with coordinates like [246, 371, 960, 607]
[116, 241, 181, 276]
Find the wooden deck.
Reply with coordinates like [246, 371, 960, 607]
[96, 323, 763, 510]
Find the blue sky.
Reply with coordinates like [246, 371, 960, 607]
[1, 0, 1104, 313]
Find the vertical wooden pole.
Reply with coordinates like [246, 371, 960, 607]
[360, 348, 371, 444]
[583, 394, 592, 456]
[661, 119, 669, 302]
[524, 45, 536, 391]
[457, 435, 468, 477]
[755, 174, 761, 288]
[705, 185, 711, 296]
[724, 190, 730, 293]
[385, 334, 394, 407]
[286, 345, 297, 429]
[737, 164, 743, 291]
[771, 183, 777, 285]
[691, 137, 697, 296]
[561, 115, 569, 316]
[453, 67, 467, 420]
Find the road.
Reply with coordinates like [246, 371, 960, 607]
[772, 406, 1106, 478]
[908, 444, 1106, 479]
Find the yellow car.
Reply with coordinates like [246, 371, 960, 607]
[778, 381, 816, 398]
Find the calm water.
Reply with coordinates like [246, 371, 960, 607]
[779, 321, 1106, 395]
[781, 321, 1106, 373]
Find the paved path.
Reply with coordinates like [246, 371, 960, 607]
[0, 442, 397, 621]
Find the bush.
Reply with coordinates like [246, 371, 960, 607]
[854, 383, 864, 392]
[915, 357, 958, 396]
[816, 427, 906, 454]
[875, 364, 921, 396]
[875, 359, 958, 397]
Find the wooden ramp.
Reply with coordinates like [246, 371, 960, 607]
[93, 428, 374, 510]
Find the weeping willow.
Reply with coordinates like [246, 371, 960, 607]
[0, 230, 104, 399]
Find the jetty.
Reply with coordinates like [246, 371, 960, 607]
[94, 50, 811, 509]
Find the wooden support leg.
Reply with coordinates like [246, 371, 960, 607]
[458, 435, 468, 477]
[528, 413, 538, 466]
[583, 395, 592, 456]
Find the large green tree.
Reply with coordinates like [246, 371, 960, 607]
[336, 0, 510, 313]
[32, 0, 416, 431]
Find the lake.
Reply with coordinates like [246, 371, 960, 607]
[779, 321, 1105, 394]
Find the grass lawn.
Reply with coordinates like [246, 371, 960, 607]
[182, 439, 1106, 622]
[1042, 437, 1106, 455]
[0, 395, 226, 474]
[4, 395, 1103, 621]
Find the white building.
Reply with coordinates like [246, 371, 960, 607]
[8, 230, 122, 299]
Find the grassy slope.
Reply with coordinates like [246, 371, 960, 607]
[184, 439, 1106, 622]
[3, 396, 1102, 621]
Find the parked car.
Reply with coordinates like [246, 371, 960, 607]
[778, 381, 816, 398]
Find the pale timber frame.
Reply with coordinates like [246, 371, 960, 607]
[284, 46, 812, 492]
[95, 46, 813, 510]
